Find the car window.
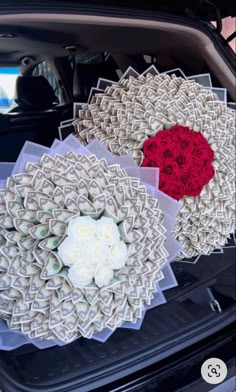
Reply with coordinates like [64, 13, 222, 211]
[32, 61, 60, 102]
[0, 67, 19, 113]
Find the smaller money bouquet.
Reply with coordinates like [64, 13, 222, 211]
[0, 135, 181, 350]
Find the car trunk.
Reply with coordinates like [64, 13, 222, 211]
[0, 5, 235, 392]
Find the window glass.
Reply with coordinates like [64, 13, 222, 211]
[0, 67, 19, 113]
[69, 53, 104, 70]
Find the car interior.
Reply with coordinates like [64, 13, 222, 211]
[0, 15, 235, 162]
[0, 10, 235, 392]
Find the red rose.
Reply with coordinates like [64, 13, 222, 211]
[178, 137, 192, 151]
[155, 154, 165, 169]
[142, 157, 159, 168]
[191, 158, 204, 171]
[192, 132, 209, 146]
[192, 147, 204, 160]
[175, 154, 191, 170]
[159, 173, 172, 192]
[180, 171, 195, 185]
[185, 180, 204, 197]
[157, 130, 176, 147]
[202, 147, 214, 165]
[161, 148, 175, 160]
[171, 125, 191, 138]
[169, 125, 181, 133]
[162, 163, 177, 176]
[143, 138, 159, 157]
[167, 181, 185, 200]
[203, 165, 215, 184]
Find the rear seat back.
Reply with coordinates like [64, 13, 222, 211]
[12, 75, 56, 112]
[0, 76, 60, 161]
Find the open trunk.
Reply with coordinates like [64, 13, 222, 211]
[0, 5, 235, 391]
[1, 11, 235, 99]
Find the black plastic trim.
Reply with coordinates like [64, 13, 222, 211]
[0, 1, 235, 19]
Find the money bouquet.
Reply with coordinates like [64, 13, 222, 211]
[0, 135, 181, 350]
[71, 66, 236, 261]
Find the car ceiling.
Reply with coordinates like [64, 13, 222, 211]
[0, 23, 82, 65]
[0, 20, 205, 67]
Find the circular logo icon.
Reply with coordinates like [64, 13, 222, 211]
[201, 358, 227, 384]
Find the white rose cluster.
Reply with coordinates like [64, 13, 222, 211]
[58, 216, 128, 288]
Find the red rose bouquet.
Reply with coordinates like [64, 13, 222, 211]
[142, 125, 215, 200]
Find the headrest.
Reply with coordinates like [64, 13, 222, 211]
[14, 76, 56, 110]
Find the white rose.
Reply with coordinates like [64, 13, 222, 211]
[58, 237, 82, 267]
[108, 241, 128, 269]
[84, 239, 110, 266]
[68, 262, 94, 287]
[96, 217, 120, 246]
[94, 265, 114, 288]
[67, 216, 97, 241]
